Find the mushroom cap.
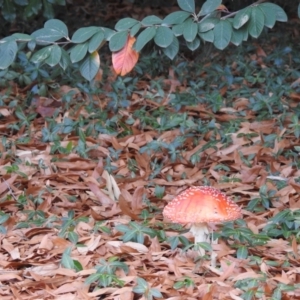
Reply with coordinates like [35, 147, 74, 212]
[163, 186, 242, 224]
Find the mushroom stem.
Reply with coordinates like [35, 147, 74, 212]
[190, 222, 210, 256]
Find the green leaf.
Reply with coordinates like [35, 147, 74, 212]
[183, 18, 198, 42]
[136, 277, 148, 290]
[73, 260, 83, 272]
[259, 5, 276, 28]
[70, 43, 88, 63]
[44, 19, 68, 38]
[154, 26, 174, 48]
[14, 0, 28, 6]
[178, 0, 195, 13]
[68, 231, 79, 244]
[23, 0, 42, 19]
[42, 0, 54, 19]
[72, 27, 100, 43]
[88, 31, 104, 53]
[198, 17, 219, 32]
[248, 6, 265, 38]
[163, 36, 179, 60]
[134, 27, 156, 52]
[12, 33, 32, 42]
[85, 273, 101, 285]
[259, 3, 287, 22]
[109, 31, 128, 52]
[237, 246, 248, 259]
[213, 19, 232, 50]
[172, 23, 185, 36]
[186, 36, 200, 51]
[115, 18, 139, 31]
[130, 23, 141, 37]
[199, 0, 222, 16]
[45, 44, 61, 67]
[233, 7, 251, 29]
[59, 48, 71, 70]
[27, 40, 36, 51]
[0, 40, 18, 69]
[163, 11, 190, 25]
[61, 247, 74, 269]
[151, 288, 163, 298]
[198, 30, 214, 42]
[298, 4, 300, 19]
[80, 51, 100, 81]
[230, 28, 244, 46]
[141, 15, 162, 26]
[0, 214, 9, 224]
[30, 46, 52, 64]
[31, 28, 64, 45]
[3, 0, 16, 22]
[102, 27, 115, 41]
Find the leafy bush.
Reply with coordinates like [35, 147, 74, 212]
[0, 0, 288, 81]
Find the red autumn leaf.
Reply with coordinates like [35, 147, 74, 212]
[112, 35, 139, 76]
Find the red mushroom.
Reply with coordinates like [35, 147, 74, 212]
[163, 186, 242, 263]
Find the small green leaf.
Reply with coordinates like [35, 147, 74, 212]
[85, 273, 101, 285]
[259, 3, 287, 22]
[102, 27, 115, 40]
[154, 26, 174, 48]
[163, 11, 190, 25]
[141, 15, 162, 26]
[134, 27, 156, 52]
[259, 5, 276, 28]
[45, 44, 61, 67]
[151, 288, 163, 298]
[183, 18, 198, 42]
[199, 0, 222, 16]
[3, 0, 16, 22]
[186, 37, 200, 51]
[88, 31, 104, 53]
[213, 19, 232, 50]
[11, 33, 32, 42]
[230, 28, 244, 46]
[233, 7, 251, 29]
[27, 39, 36, 51]
[173, 281, 185, 289]
[198, 17, 219, 32]
[115, 18, 139, 31]
[31, 28, 64, 45]
[68, 231, 79, 244]
[79, 51, 100, 81]
[198, 30, 214, 42]
[61, 247, 74, 269]
[237, 245, 248, 259]
[0, 40, 18, 69]
[109, 31, 128, 52]
[178, 0, 195, 13]
[172, 23, 185, 36]
[44, 18, 68, 38]
[0, 214, 9, 224]
[73, 259, 83, 272]
[30, 46, 52, 64]
[59, 48, 71, 70]
[248, 6, 265, 38]
[42, 0, 54, 19]
[72, 27, 100, 43]
[70, 43, 88, 63]
[196, 242, 212, 251]
[298, 3, 300, 19]
[130, 23, 141, 37]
